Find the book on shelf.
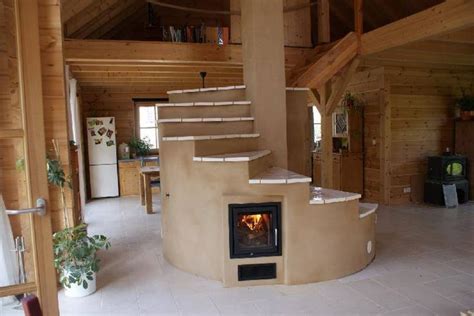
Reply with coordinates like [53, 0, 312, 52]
[160, 24, 229, 45]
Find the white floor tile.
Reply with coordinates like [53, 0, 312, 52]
[56, 196, 474, 315]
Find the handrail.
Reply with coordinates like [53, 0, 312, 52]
[5, 198, 46, 216]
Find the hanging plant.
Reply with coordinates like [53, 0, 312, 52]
[341, 92, 364, 112]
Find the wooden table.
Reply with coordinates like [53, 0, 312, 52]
[139, 166, 160, 214]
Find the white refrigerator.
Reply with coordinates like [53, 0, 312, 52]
[86, 117, 119, 198]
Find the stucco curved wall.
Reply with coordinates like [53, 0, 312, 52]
[161, 142, 376, 286]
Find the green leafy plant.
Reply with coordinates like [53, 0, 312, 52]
[128, 136, 152, 157]
[53, 224, 110, 289]
[456, 93, 474, 111]
[341, 92, 365, 112]
[47, 140, 72, 228]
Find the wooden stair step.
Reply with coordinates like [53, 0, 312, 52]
[158, 117, 254, 123]
[193, 150, 271, 162]
[162, 133, 260, 142]
[156, 101, 251, 107]
[249, 167, 311, 184]
[359, 202, 378, 219]
[309, 186, 361, 205]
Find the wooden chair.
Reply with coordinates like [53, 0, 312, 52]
[21, 295, 43, 316]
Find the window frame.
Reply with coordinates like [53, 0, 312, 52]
[312, 106, 322, 149]
[134, 99, 166, 154]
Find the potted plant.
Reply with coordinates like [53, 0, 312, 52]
[456, 93, 474, 121]
[128, 136, 152, 158]
[48, 139, 110, 297]
[53, 224, 110, 297]
[341, 92, 364, 112]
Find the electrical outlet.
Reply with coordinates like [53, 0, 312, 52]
[403, 187, 411, 193]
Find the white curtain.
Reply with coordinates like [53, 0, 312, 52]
[0, 194, 19, 288]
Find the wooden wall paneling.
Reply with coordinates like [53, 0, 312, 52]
[39, 0, 73, 232]
[229, 0, 312, 47]
[379, 79, 391, 204]
[346, 67, 385, 203]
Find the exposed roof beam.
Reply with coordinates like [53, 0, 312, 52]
[291, 32, 359, 89]
[361, 0, 474, 55]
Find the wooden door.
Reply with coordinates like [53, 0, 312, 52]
[0, 0, 59, 315]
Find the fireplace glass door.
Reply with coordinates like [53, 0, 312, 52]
[229, 203, 281, 258]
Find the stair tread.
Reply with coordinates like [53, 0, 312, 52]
[359, 202, 378, 219]
[158, 117, 254, 123]
[249, 167, 311, 184]
[156, 100, 251, 107]
[309, 186, 361, 205]
[162, 133, 260, 141]
[193, 150, 271, 162]
[167, 85, 246, 95]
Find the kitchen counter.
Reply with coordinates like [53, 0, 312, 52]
[118, 155, 159, 163]
[118, 156, 159, 196]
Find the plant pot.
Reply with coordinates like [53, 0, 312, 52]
[460, 111, 471, 121]
[63, 271, 96, 298]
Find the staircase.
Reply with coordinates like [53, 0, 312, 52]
[159, 85, 314, 186]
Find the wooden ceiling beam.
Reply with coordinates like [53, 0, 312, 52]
[317, 0, 330, 43]
[291, 32, 359, 89]
[361, 0, 474, 55]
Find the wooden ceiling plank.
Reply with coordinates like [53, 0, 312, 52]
[64, 0, 120, 37]
[61, 0, 96, 23]
[70, 0, 139, 39]
[87, 1, 145, 39]
[435, 27, 474, 44]
[361, 0, 474, 55]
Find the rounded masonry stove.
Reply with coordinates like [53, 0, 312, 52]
[157, 86, 377, 287]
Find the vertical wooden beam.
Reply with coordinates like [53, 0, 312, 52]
[16, 0, 59, 314]
[319, 83, 333, 188]
[317, 0, 330, 43]
[379, 79, 391, 204]
[354, 0, 363, 35]
[241, 0, 288, 168]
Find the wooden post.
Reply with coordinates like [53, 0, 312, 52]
[319, 84, 334, 188]
[317, 0, 330, 43]
[241, 0, 288, 168]
[354, 0, 363, 35]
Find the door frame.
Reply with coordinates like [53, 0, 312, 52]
[0, 0, 59, 315]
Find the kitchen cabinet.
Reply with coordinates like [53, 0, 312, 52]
[118, 157, 160, 196]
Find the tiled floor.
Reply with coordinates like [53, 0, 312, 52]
[2, 197, 473, 315]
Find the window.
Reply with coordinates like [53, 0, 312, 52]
[312, 106, 321, 145]
[137, 104, 159, 149]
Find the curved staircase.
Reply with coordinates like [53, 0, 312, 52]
[157, 85, 377, 286]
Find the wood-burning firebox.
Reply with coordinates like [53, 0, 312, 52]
[228, 202, 282, 258]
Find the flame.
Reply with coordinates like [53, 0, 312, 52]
[240, 214, 263, 231]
